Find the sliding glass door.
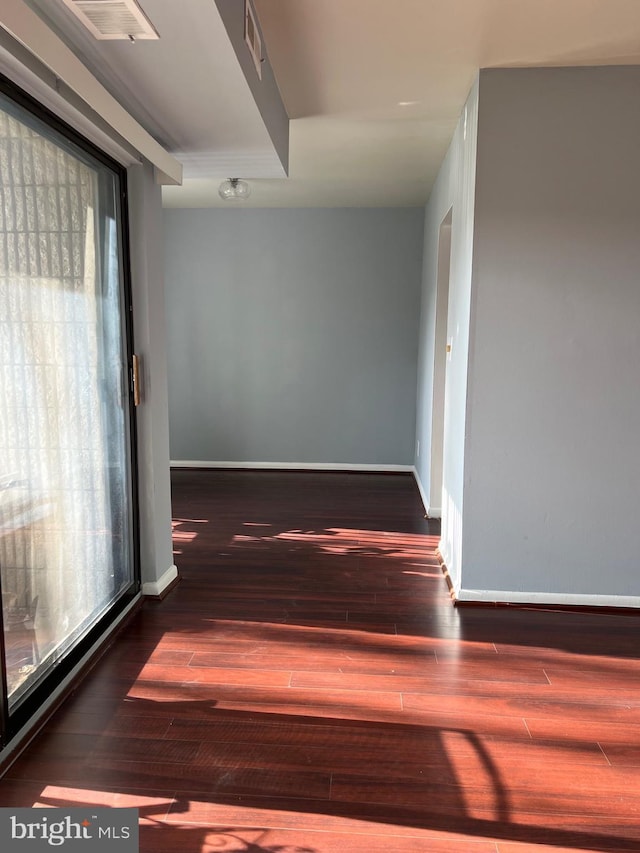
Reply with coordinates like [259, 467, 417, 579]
[0, 78, 139, 738]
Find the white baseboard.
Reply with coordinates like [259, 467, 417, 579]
[457, 588, 640, 609]
[412, 466, 442, 518]
[171, 460, 414, 473]
[143, 564, 179, 598]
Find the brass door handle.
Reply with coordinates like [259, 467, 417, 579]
[132, 354, 141, 406]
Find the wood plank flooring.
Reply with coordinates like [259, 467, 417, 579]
[2, 469, 640, 852]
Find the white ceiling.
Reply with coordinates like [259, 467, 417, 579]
[20, 0, 640, 208]
[22, 0, 286, 178]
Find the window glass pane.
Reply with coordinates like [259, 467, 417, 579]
[0, 92, 134, 709]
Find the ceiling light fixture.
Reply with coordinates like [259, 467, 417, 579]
[218, 178, 251, 201]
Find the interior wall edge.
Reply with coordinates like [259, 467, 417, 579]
[141, 564, 180, 598]
[412, 465, 442, 519]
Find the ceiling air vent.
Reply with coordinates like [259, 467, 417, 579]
[60, 0, 159, 40]
[244, 0, 262, 79]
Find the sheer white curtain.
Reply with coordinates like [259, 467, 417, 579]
[0, 107, 113, 701]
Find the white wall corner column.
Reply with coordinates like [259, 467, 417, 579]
[461, 66, 640, 606]
[128, 162, 178, 597]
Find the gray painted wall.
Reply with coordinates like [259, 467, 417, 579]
[164, 207, 424, 466]
[462, 67, 640, 603]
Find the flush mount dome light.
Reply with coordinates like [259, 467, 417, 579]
[218, 178, 251, 200]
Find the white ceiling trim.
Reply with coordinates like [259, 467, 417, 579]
[0, 0, 181, 184]
[175, 149, 288, 180]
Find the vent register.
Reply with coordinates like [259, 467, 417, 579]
[60, 0, 159, 40]
[57, 0, 266, 86]
[244, 0, 262, 79]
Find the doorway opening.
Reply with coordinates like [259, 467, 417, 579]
[428, 207, 453, 517]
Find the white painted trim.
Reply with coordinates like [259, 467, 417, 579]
[0, 0, 181, 184]
[176, 149, 287, 180]
[143, 564, 179, 597]
[170, 460, 414, 473]
[457, 588, 640, 609]
[412, 466, 442, 518]
[413, 466, 430, 514]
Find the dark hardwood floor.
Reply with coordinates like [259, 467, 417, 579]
[1, 469, 640, 852]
